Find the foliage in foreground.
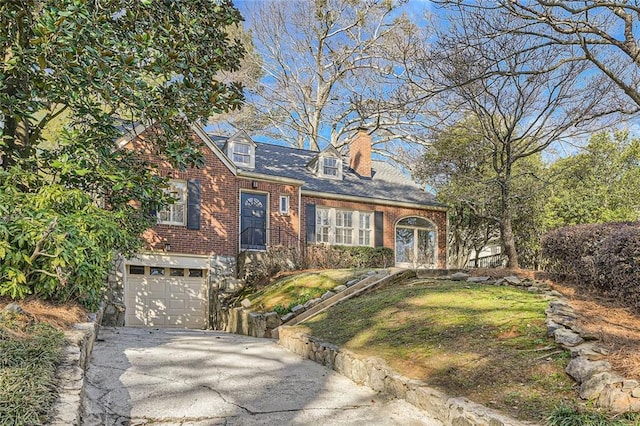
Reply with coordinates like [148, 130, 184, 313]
[0, 174, 146, 310]
[1, 1, 245, 308]
[0, 312, 65, 426]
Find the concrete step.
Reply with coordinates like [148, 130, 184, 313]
[281, 268, 407, 327]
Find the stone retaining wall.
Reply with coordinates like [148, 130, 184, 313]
[220, 307, 282, 338]
[278, 326, 535, 426]
[278, 272, 640, 420]
[48, 311, 102, 425]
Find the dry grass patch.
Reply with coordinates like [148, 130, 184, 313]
[549, 280, 640, 381]
[0, 298, 87, 330]
[304, 279, 576, 423]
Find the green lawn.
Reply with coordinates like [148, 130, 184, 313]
[304, 278, 576, 423]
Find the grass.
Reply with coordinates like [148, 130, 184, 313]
[547, 405, 640, 426]
[304, 278, 577, 423]
[247, 268, 371, 313]
[0, 311, 65, 426]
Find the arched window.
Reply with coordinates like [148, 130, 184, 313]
[395, 217, 437, 268]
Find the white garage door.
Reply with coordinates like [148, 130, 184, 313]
[125, 265, 208, 328]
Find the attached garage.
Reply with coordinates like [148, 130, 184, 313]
[124, 254, 209, 329]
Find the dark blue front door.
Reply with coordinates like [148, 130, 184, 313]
[241, 193, 267, 250]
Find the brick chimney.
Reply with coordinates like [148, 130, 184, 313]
[349, 129, 372, 178]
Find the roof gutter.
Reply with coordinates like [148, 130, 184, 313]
[238, 170, 305, 186]
[301, 189, 449, 212]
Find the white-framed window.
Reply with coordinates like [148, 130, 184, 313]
[232, 143, 251, 165]
[279, 195, 290, 215]
[315, 207, 373, 246]
[316, 208, 331, 243]
[335, 210, 353, 244]
[359, 212, 372, 245]
[318, 156, 341, 179]
[158, 180, 187, 226]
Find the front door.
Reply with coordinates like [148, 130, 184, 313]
[241, 193, 267, 250]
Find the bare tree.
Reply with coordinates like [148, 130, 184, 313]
[242, 0, 434, 156]
[419, 7, 621, 268]
[435, 1, 640, 112]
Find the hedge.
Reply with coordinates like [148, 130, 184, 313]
[244, 245, 394, 285]
[305, 245, 394, 269]
[541, 222, 640, 311]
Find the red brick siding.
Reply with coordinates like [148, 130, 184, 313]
[126, 132, 300, 257]
[301, 196, 448, 268]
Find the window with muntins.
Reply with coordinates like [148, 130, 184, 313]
[321, 157, 339, 178]
[158, 181, 187, 225]
[359, 213, 372, 245]
[316, 208, 372, 246]
[232, 143, 251, 165]
[316, 208, 331, 243]
[335, 210, 353, 244]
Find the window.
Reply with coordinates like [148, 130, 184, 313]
[129, 265, 145, 275]
[315, 208, 372, 246]
[169, 268, 184, 277]
[232, 143, 251, 165]
[395, 217, 437, 267]
[322, 157, 339, 177]
[335, 211, 353, 244]
[150, 267, 165, 276]
[189, 269, 203, 278]
[359, 213, 372, 246]
[279, 195, 290, 214]
[158, 181, 187, 225]
[316, 208, 331, 243]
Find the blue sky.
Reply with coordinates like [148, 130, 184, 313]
[234, 0, 433, 26]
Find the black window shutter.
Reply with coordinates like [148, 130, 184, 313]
[187, 179, 201, 230]
[374, 211, 384, 247]
[305, 203, 316, 243]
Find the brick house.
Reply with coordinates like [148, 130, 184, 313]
[114, 123, 447, 328]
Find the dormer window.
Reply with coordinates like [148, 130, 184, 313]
[307, 145, 343, 180]
[232, 143, 251, 165]
[224, 131, 256, 168]
[322, 157, 339, 177]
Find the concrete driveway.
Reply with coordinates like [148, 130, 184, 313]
[82, 327, 441, 426]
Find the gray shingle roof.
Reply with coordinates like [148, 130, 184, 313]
[211, 137, 444, 208]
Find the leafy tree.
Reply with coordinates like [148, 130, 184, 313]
[414, 4, 620, 268]
[417, 118, 546, 269]
[0, 0, 245, 307]
[545, 131, 640, 228]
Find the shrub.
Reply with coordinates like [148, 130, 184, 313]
[595, 226, 640, 310]
[0, 170, 148, 310]
[305, 245, 394, 269]
[244, 244, 393, 286]
[541, 222, 640, 311]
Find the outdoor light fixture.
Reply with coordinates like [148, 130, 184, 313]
[252, 180, 258, 189]
[164, 242, 171, 252]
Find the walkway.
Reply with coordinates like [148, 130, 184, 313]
[82, 327, 442, 425]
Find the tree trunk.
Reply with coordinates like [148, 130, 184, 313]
[501, 202, 519, 269]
